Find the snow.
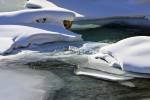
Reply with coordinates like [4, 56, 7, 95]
[98, 36, 150, 73]
[0, 24, 82, 54]
[25, 0, 150, 20]
[0, 9, 75, 25]
[0, 9, 81, 54]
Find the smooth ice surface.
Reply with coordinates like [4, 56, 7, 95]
[0, 24, 82, 54]
[26, 0, 150, 20]
[99, 36, 150, 73]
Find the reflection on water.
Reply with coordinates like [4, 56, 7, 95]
[0, 0, 26, 12]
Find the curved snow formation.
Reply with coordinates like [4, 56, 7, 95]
[97, 36, 150, 74]
[25, 0, 150, 20]
[0, 24, 82, 54]
[0, 9, 75, 25]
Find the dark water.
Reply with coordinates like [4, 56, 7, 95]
[73, 27, 150, 42]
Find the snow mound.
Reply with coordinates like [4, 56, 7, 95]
[99, 36, 150, 73]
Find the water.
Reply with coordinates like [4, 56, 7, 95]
[0, 0, 150, 100]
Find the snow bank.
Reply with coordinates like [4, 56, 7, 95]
[99, 36, 150, 73]
[0, 24, 82, 54]
[25, 0, 150, 20]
